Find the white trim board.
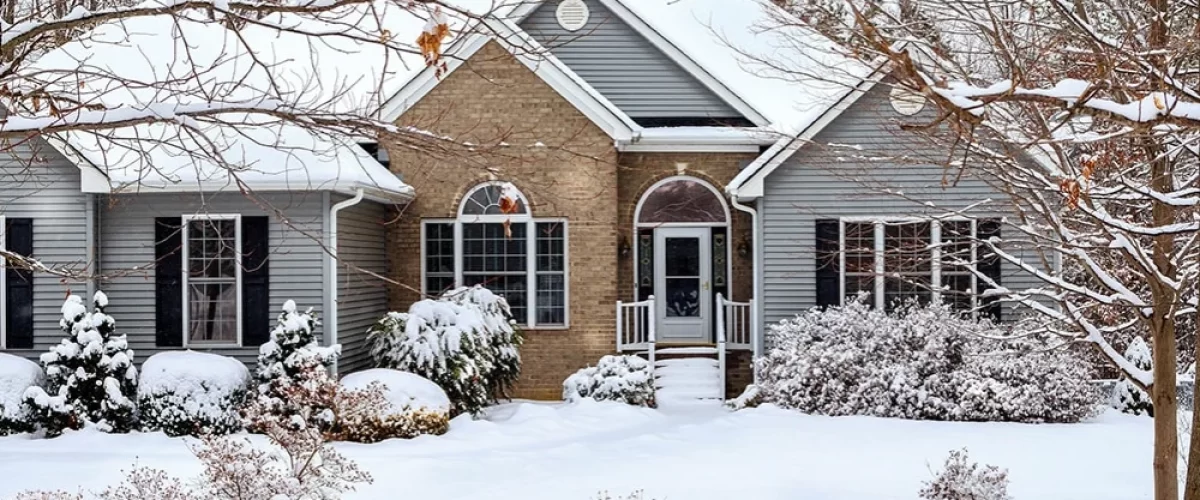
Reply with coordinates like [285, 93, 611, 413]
[728, 63, 890, 200]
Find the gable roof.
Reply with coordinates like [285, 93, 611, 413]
[380, 0, 869, 147]
[377, 14, 639, 142]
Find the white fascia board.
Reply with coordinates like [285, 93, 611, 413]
[729, 67, 887, 199]
[376, 31, 491, 123]
[485, 17, 637, 141]
[108, 181, 413, 204]
[597, 0, 770, 127]
[620, 143, 761, 153]
[377, 18, 637, 142]
[40, 134, 114, 194]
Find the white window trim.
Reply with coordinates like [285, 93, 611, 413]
[181, 214, 243, 347]
[836, 217, 981, 314]
[633, 175, 731, 228]
[421, 183, 571, 330]
[0, 214, 6, 349]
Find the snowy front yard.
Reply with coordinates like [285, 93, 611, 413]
[0, 400, 1151, 500]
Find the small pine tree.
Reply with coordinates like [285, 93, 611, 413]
[250, 301, 339, 432]
[1111, 337, 1154, 417]
[24, 292, 138, 436]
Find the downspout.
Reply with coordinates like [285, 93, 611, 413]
[729, 191, 761, 384]
[327, 188, 365, 375]
[85, 194, 97, 300]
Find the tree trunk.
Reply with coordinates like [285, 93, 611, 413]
[1185, 298, 1200, 499]
[1146, 138, 1179, 500]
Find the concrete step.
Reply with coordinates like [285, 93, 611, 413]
[656, 357, 719, 369]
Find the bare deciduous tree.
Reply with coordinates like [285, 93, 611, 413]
[750, 1, 1200, 498]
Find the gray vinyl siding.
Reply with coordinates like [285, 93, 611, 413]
[334, 198, 390, 373]
[520, 0, 743, 120]
[97, 192, 328, 365]
[0, 138, 89, 356]
[760, 83, 1043, 324]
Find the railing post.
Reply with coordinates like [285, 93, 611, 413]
[716, 292, 726, 343]
[716, 293, 727, 400]
[647, 295, 656, 371]
[750, 298, 760, 384]
[616, 300, 624, 352]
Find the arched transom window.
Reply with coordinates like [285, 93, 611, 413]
[422, 182, 568, 328]
[636, 177, 729, 225]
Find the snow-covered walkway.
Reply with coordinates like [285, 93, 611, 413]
[0, 401, 1151, 499]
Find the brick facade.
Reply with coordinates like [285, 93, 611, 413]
[381, 41, 756, 400]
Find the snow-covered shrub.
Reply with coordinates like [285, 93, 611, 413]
[23, 292, 138, 436]
[563, 355, 655, 407]
[138, 351, 250, 436]
[0, 353, 43, 435]
[250, 301, 339, 432]
[919, 449, 1011, 500]
[20, 405, 372, 500]
[757, 301, 1100, 423]
[333, 369, 451, 442]
[368, 286, 523, 415]
[1110, 337, 1153, 417]
[726, 384, 762, 411]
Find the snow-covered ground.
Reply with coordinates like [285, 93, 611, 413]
[0, 401, 1151, 499]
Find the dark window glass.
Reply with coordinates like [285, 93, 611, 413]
[424, 222, 455, 295]
[638, 179, 726, 223]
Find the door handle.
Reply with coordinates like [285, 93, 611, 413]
[703, 281, 710, 291]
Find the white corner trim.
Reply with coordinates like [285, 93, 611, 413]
[376, 17, 639, 142]
[729, 66, 888, 199]
[596, 0, 770, 127]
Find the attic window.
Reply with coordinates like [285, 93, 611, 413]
[556, 0, 590, 31]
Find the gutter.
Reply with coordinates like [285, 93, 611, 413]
[728, 190, 762, 384]
[326, 188, 366, 375]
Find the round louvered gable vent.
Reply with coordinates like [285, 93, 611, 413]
[889, 85, 927, 116]
[556, 0, 590, 31]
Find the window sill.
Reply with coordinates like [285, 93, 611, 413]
[517, 325, 570, 331]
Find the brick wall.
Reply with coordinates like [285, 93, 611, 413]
[381, 41, 758, 399]
[380, 41, 620, 400]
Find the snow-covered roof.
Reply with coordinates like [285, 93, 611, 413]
[378, 0, 868, 153]
[613, 0, 869, 136]
[18, 0, 476, 202]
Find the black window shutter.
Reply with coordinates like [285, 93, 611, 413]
[241, 216, 271, 347]
[815, 220, 840, 308]
[977, 219, 1003, 320]
[5, 218, 34, 349]
[155, 217, 184, 347]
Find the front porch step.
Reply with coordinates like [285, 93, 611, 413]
[653, 354, 723, 402]
[655, 358, 719, 369]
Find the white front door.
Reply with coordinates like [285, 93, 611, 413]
[654, 227, 711, 342]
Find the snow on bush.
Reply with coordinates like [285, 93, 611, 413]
[368, 285, 523, 415]
[23, 292, 138, 436]
[563, 355, 655, 407]
[0, 353, 43, 435]
[919, 448, 1011, 500]
[757, 301, 1101, 423]
[1110, 337, 1153, 417]
[250, 301, 339, 433]
[138, 351, 250, 436]
[334, 369, 451, 442]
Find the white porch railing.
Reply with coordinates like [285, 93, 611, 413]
[616, 295, 657, 367]
[718, 293, 754, 351]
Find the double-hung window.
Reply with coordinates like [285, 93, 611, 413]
[421, 182, 568, 328]
[182, 215, 241, 345]
[818, 217, 1001, 317]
